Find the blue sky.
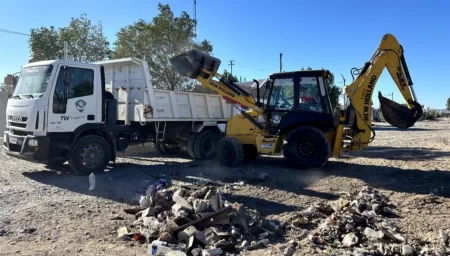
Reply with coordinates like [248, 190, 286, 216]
[0, 0, 449, 109]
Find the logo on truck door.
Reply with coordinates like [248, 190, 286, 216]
[75, 99, 86, 112]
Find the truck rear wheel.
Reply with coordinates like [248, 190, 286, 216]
[193, 130, 220, 160]
[187, 130, 220, 160]
[216, 137, 244, 167]
[68, 135, 111, 174]
[282, 126, 330, 169]
[187, 133, 199, 159]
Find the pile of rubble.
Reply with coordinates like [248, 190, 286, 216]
[286, 186, 450, 256]
[119, 180, 284, 255]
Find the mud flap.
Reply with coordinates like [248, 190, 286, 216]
[170, 49, 221, 80]
[378, 92, 423, 129]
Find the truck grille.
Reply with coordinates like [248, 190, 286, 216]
[9, 129, 32, 136]
[8, 116, 28, 128]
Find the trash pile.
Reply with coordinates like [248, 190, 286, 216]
[285, 186, 450, 256]
[119, 180, 285, 256]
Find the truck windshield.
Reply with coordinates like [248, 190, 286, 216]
[13, 65, 53, 98]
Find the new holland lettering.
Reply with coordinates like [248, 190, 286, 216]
[363, 75, 377, 121]
[210, 81, 236, 98]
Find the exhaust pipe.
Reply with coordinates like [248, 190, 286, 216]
[378, 92, 423, 129]
[170, 49, 221, 80]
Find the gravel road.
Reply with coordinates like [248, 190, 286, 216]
[0, 118, 449, 255]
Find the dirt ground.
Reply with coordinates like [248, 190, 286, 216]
[0, 118, 449, 256]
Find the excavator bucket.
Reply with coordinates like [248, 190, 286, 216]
[170, 49, 221, 80]
[378, 92, 423, 129]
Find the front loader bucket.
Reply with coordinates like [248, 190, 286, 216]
[378, 91, 423, 129]
[170, 49, 221, 80]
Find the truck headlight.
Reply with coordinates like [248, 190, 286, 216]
[28, 139, 38, 147]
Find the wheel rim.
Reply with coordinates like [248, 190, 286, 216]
[298, 141, 315, 156]
[80, 143, 104, 168]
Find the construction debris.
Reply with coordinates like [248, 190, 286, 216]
[284, 186, 447, 256]
[122, 181, 284, 255]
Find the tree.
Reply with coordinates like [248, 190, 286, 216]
[222, 69, 239, 83]
[29, 14, 111, 62]
[447, 98, 450, 111]
[112, 3, 213, 91]
[300, 66, 342, 110]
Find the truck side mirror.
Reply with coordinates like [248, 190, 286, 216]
[63, 67, 71, 102]
[63, 67, 72, 86]
[266, 80, 273, 90]
[13, 75, 19, 87]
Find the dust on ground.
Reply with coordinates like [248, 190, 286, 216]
[0, 118, 449, 255]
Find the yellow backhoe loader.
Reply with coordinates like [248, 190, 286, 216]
[170, 33, 423, 168]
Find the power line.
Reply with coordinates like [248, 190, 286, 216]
[234, 61, 277, 72]
[0, 28, 30, 36]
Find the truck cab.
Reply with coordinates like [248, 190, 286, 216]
[3, 60, 120, 173]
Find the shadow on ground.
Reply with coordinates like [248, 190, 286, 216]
[21, 146, 450, 216]
[347, 146, 450, 161]
[373, 126, 437, 132]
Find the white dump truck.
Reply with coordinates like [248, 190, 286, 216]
[2, 57, 238, 173]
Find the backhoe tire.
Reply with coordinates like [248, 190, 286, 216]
[193, 130, 220, 160]
[243, 144, 259, 161]
[216, 137, 244, 167]
[68, 135, 111, 175]
[283, 126, 331, 169]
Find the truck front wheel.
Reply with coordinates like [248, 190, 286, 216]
[69, 135, 111, 174]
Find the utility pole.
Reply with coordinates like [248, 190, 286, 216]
[279, 53, 283, 72]
[193, 0, 197, 38]
[229, 60, 235, 75]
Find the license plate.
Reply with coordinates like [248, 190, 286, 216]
[9, 137, 18, 144]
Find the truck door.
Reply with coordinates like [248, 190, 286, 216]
[47, 64, 99, 132]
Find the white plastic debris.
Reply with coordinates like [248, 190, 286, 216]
[88, 172, 95, 190]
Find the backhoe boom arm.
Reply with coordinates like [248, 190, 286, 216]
[343, 33, 423, 151]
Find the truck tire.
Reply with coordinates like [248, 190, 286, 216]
[216, 137, 244, 167]
[282, 126, 331, 169]
[154, 143, 168, 154]
[193, 130, 220, 160]
[187, 133, 199, 159]
[243, 144, 259, 161]
[68, 135, 111, 174]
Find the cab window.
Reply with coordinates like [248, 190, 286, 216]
[268, 78, 294, 110]
[298, 77, 323, 113]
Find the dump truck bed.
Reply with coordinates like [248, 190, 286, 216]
[95, 58, 238, 124]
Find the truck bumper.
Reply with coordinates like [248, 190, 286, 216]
[2, 131, 51, 163]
